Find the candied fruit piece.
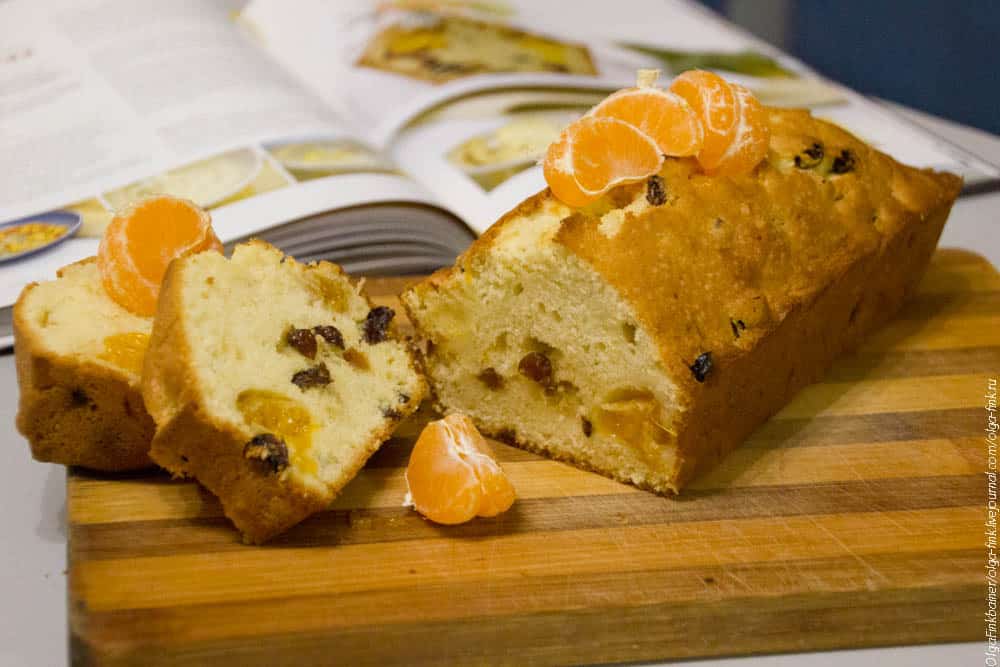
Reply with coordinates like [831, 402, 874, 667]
[591, 388, 671, 449]
[98, 332, 150, 375]
[343, 347, 370, 371]
[236, 390, 316, 475]
[307, 273, 350, 312]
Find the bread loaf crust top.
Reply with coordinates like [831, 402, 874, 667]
[413, 108, 962, 395]
[555, 109, 961, 389]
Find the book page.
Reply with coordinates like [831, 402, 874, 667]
[0, 0, 451, 309]
[245, 0, 999, 233]
[0, 0, 341, 221]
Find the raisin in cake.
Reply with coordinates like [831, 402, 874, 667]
[402, 108, 962, 494]
[142, 240, 426, 542]
[14, 258, 154, 471]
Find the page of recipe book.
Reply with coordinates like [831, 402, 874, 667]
[243, 0, 1000, 222]
[2, 0, 998, 348]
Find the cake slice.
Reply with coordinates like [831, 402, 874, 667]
[402, 108, 962, 494]
[14, 258, 155, 471]
[142, 240, 427, 542]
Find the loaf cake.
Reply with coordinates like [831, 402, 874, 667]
[14, 258, 154, 471]
[142, 240, 427, 542]
[402, 108, 962, 494]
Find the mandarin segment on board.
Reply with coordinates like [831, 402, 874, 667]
[97, 195, 222, 316]
[542, 116, 664, 207]
[590, 70, 703, 157]
[405, 413, 515, 525]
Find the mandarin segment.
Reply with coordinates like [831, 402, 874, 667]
[542, 69, 770, 205]
[590, 88, 703, 157]
[542, 130, 601, 207]
[471, 450, 517, 517]
[405, 426, 482, 524]
[405, 413, 515, 524]
[97, 196, 222, 316]
[567, 116, 664, 193]
[706, 83, 772, 176]
[542, 116, 664, 207]
[669, 69, 739, 171]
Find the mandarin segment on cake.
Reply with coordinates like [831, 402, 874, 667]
[543, 116, 664, 208]
[97, 195, 222, 316]
[541, 69, 770, 209]
[141, 240, 427, 543]
[668, 69, 741, 171]
[589, 69, 703, 157]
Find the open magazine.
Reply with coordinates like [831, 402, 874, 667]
[2, 0, 998, 347]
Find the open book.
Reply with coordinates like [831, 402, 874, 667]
[2, 0, 997, 347]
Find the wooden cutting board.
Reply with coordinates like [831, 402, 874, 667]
[68, 249, 990, 666]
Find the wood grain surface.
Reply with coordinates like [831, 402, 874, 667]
[68, 249, 991, 666]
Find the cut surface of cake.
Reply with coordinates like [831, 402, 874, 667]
[14, 258, 154, 471]
[142, 240, 427, 542]
[402, 108, 962, 494]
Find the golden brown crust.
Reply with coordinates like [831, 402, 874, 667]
[557, 110, 961, 382]
[14, 258, 155, 472]
[405, 108, 962, 492]
[143, 243, 426, 544]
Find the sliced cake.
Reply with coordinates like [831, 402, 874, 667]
[14, 258, 155, 471]
[15, 195, 223, 471]
[142, 240, 427, 543]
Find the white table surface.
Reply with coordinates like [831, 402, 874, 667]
[1, 107, 996, 667]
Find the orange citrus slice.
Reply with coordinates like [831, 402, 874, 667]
[670, 69, 770, 175]
[590, 71, 703, 157]
[543, 115, 664, 207]
[97, 196, 222, 316]
[706, 83, 771, 176]
[669, 69, 739, 171]
[405, 413, 516, 525]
